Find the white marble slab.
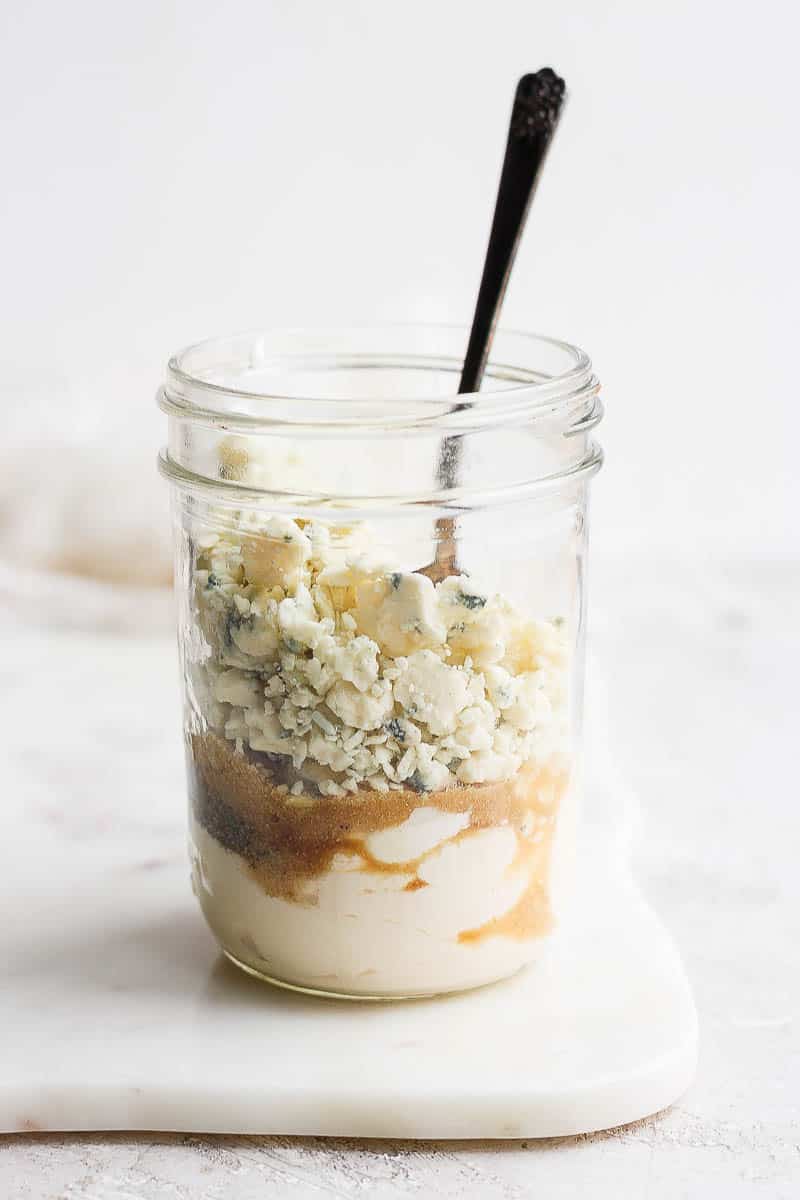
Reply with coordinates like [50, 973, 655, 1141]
[0, 633, 696, 1139]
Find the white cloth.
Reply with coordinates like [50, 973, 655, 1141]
[0, 443, 173, 631]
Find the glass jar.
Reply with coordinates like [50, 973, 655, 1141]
[158, 325, 602, 999]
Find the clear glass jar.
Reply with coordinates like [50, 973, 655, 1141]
[158, 325, 602, 999]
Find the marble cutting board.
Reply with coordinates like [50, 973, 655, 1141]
[0, 631, 697, 1139]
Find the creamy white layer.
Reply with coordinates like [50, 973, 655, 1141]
[189, 806, 557, 997]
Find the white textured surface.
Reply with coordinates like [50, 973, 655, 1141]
[1, 556, 797, 1195]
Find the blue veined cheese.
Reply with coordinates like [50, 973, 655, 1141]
[393, 650, 473, 737]
[187, 661, 231, 735]
[452, 704, 495, 753]
[437, 575, 490, 616]
[212, 668, 264, 710]
[315, 632, 380, 693]
[438, 577, 510, 669]
[502, 615, 569, 676]
[204, 537, 245, 587]
[302, 655, 335, 696]
[456, 749, 523, 785]
[244, 707, 289, 755]
[326, 679, 393, 730]
[278, 585, 332, 650]
[359, 571, 447, 657]
[482, 664, 552, 731]
[408, 742, 453, 791]
[228, 606, 281, 660]
[316, 556, 386, 617]
[278, 697, 314, 735]
[483, 664, 515, 709]
[502, 674, 553, 731]
[241, 516, 311, 590]
[306, 733, 353, 773]
[193, 515, 570, 794]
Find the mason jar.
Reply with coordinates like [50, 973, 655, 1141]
[158, 325, 603, 999]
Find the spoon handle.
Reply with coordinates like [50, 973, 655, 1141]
[458, 69, 567, 397]
[424, 70, 567, 581]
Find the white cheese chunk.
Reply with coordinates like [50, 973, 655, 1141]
[212, 668, 263, 709]
[241, 516, 311, 590]
[315, 633, 380, 692]
[326, 679, 393, 731]
[373, 571, 447, 657]
[394, 650, 472, 737]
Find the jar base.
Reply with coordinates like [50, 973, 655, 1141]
[222, 947, 526, 1003]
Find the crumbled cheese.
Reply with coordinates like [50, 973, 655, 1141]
[315, 633, 379, 693]
[373, 571, 447, 657]
[240, 516, 311, 591]
[212, 668, 263, 709]
[326, 679, 393, 731]
[393, 650, 472, 737]
[193, 518, 569, 795]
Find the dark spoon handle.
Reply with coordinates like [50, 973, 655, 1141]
[437, 69, 567, 491]
[459, 69, 566, 395]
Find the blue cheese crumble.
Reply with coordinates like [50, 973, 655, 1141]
[193, 517, 568, 797]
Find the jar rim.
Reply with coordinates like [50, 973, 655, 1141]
[159, 323, 597, 434]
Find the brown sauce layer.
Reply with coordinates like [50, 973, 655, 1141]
[190, 732, 567, 942]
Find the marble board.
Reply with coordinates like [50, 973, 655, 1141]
[0, 633, 697, 1139]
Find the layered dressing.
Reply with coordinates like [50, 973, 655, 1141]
[186, 512, 572, 996]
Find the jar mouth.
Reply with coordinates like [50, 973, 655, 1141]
[159, 324, 597, 434]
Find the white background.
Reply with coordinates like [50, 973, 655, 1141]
[1, 0, 797, 559]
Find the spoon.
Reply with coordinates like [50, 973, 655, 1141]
[419, 68, 567, 583]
